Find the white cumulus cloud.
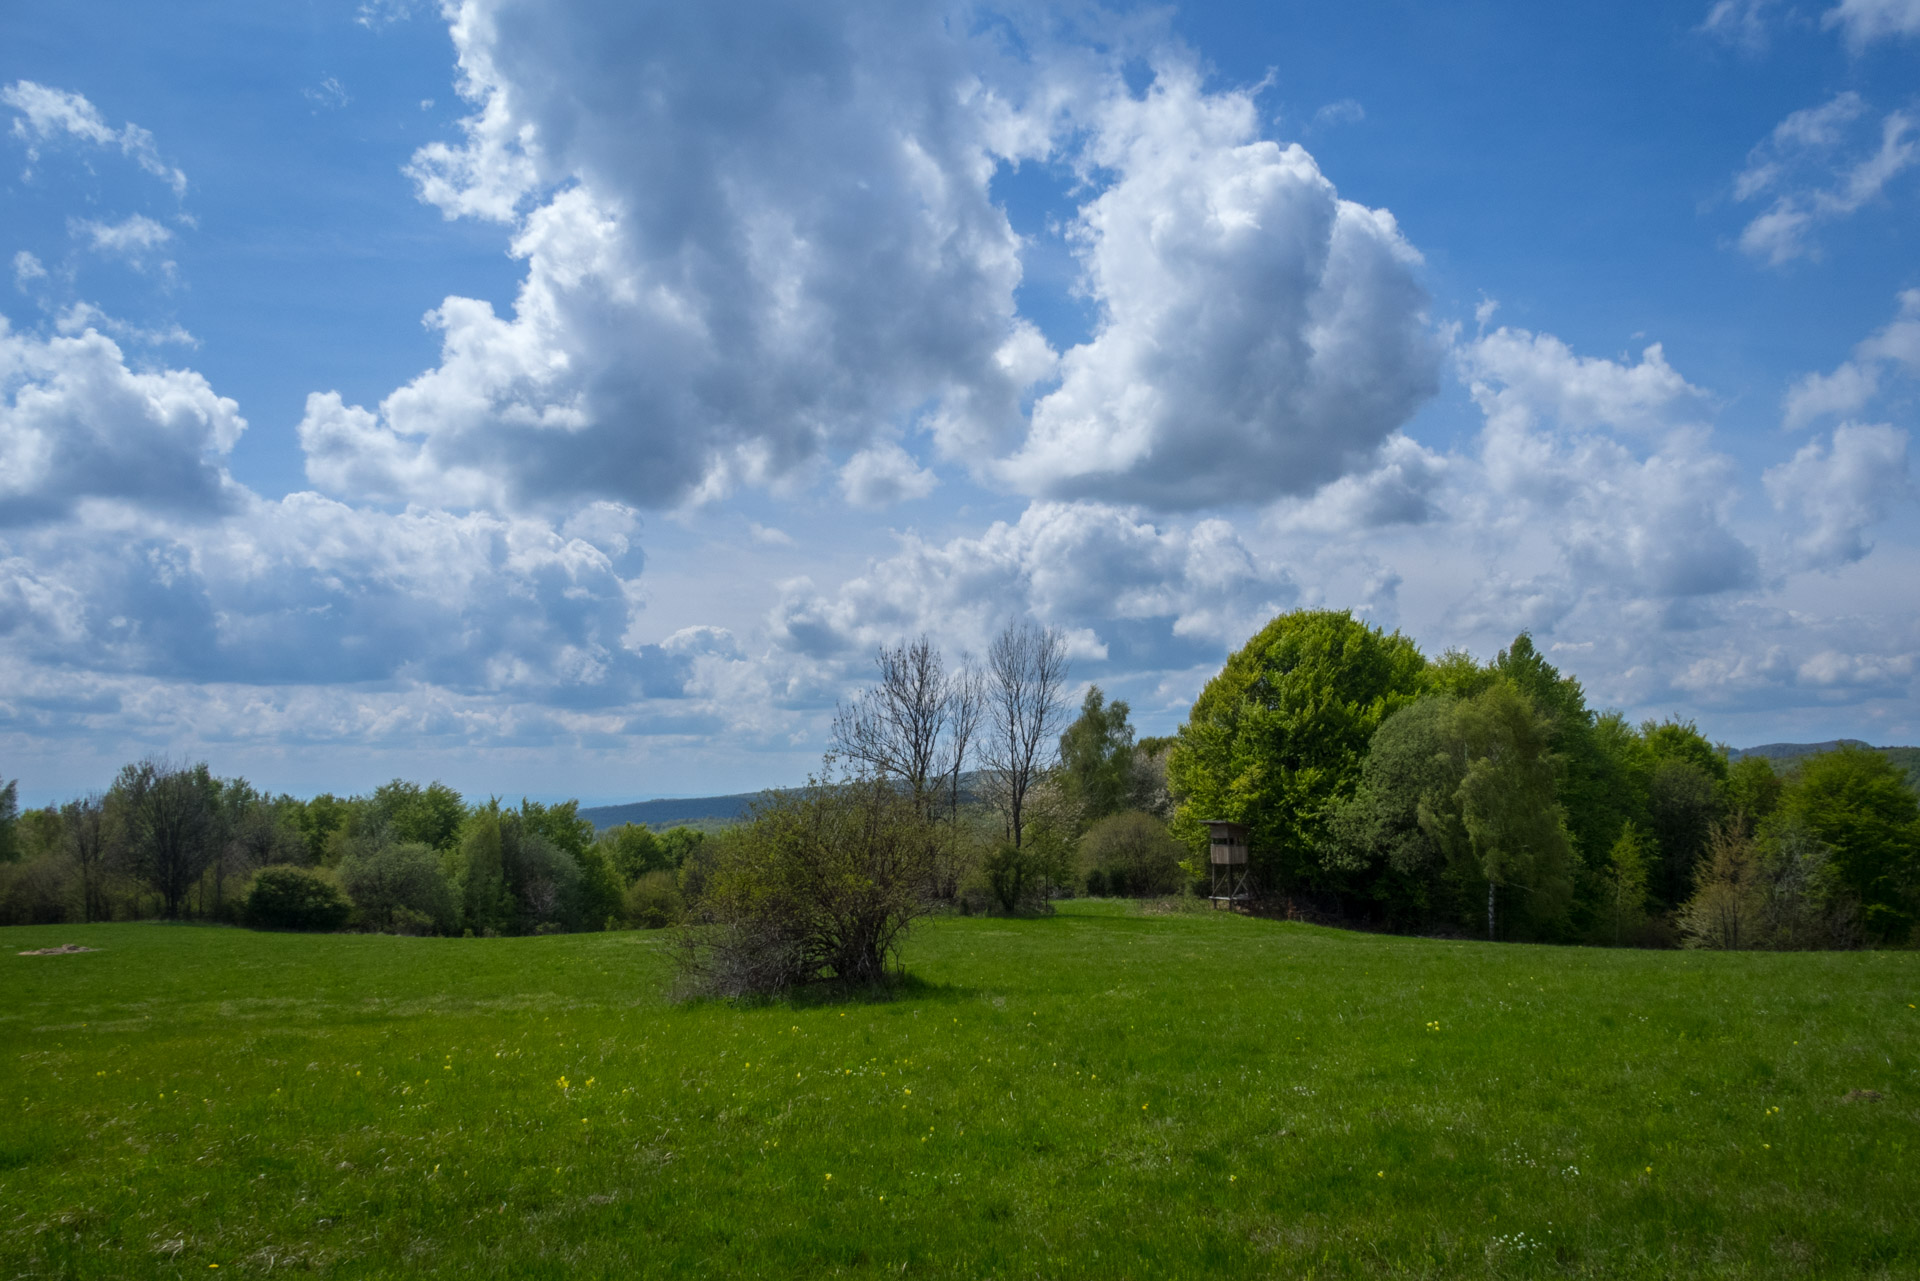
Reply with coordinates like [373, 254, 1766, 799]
[1764, 422, 1914, 569]
[998, 64, 1438, 508]
[0, 317, 244, 526]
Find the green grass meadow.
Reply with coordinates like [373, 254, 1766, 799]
[4, 902, 1917, 1278]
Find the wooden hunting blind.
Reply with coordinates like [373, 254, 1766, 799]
[1206, 820, 1249, 908]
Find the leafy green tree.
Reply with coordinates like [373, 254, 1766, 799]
[657, 827, 707, 868]
[1776, 746, 1920, 944]
[575, 843, 623, 930]
[1647, 757, 1726, 910]
[598, 823, 665, 883]
[1483, 634, 1667, 941]
[296, 793, 349, 865]
[1727, 755, 1783, 823]
[112, 758, 223, 919]
[0, 778, 17, 864]
[1326, 695, 1458, 926]
[1058, 686, 1136, 825]
[372, 780, 468, 851]
[1422, 683, 1575, 939]
[1168, 609, 1427, 896]
[520, 798, 594, 861]
[1643, 719, 1731, 786]
[1677, 822, 1762, 950]
[1599, 822, 1652, 945]
[457, 806, 511, 935]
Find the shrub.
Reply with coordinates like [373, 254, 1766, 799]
[1080, 811, 1184, 897]
[337, 841, 455, 934]
[676, 777, 932, 998]
[625, 869, 683, 929]
[983, 843, 1046, 913]
[244, 865, 351, 931]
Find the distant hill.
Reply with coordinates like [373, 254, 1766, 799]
[1727, 740, 1872, 762]
[578, 772, 995, 833]
[1728, 741, 1920, 791]
[579, 792, 761, 832]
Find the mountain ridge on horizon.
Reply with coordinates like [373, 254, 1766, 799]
[581, 742, 1919, 830]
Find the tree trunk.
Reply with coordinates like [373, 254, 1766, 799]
[1487, 880, 1496, 941]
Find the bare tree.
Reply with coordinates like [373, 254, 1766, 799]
[62, 794, 112, 923]
[982, 621, 1070, 848]
[832, 637, 952, 812]
[833, 638, 991, 901]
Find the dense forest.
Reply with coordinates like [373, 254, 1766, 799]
[3, 609, 1916, 950]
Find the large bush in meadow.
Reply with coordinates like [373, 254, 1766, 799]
[677, 777, 932, 997]
[244, 865, 351, 932]
[337, 841, 456, 934]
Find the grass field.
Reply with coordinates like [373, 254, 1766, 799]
[4, 902, 1917, 1278]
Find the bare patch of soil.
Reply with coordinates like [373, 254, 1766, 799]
[17, 943, 100, 956]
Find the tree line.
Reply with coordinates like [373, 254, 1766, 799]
[6, 609, 1913, 962]
[1166, 609, 1920, 948]
[0, 765, 710, 935]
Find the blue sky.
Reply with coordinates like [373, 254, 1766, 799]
[3, 0, 1918, 806]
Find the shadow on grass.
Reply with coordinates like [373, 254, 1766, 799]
[676, 970, 981, 1013]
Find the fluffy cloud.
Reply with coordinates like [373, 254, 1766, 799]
[1764, 422, 1914, 568]
[768, 500, 1294, 669]
[303, 2, 1436, 518]
[839, 442, 938, 509]
[1735, 93, 1917, 265]
[1783, 289, 1920, 428]
[1823, 0, 1920, 47]
[1, 80, 187, 195]
[0, 493, 668, 700]
[998, 65, 1438, 508]
[1440, 328, 1759, 628]
[0, 319, 244, 526]
[305, 0, 1058, 513]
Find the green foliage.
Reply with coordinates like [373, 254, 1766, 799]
[658, 826, 708, 868]
[111, 758, 223, 919]
[1167, 609, 1427, 894]
[243, 865, 351, 931]
[1776, 746, 1920, 944]
[336, 842, 456, 935]
[1079, 811, 1183, 897]
[1643, 718, 1731, 783]
[1327, 695, 1458, 925]
[1597, 822, 1653, 945]
[520, 798, 595, 861]
[295, 793, 349, 865]
[574, 844, 623, 932]
[457, 807, 509, 935]
[1646, 756, 1727, 909]
[0, 777, 19, 863]
[1727, 754, 1783, 823]
[1058, 686, 1136, 825]
[681, 778, 934, 996]
[623, 869, 684, 929]
[372, 779, 468, 851]
[1424, 682, 1574, 939]
[599, 823, 664, 883]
